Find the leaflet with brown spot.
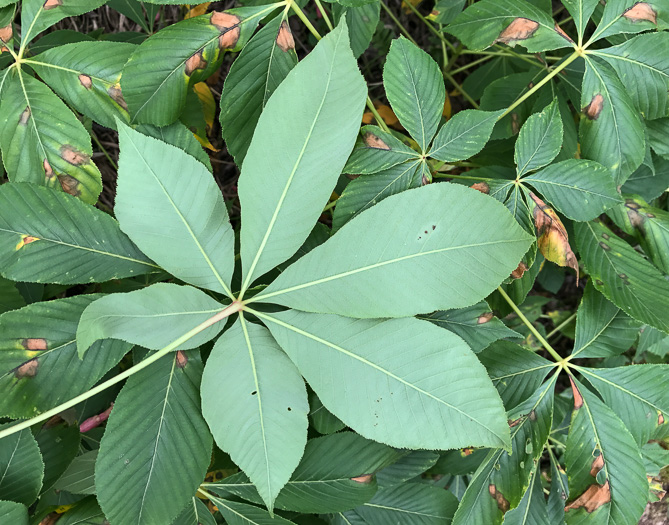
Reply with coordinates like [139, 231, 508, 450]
[276, 21, 295, 52]
[78, 74, 92, 89]
[15, 359, 39, 378]
[108, 84, 128, 110]
[175, 350, 188, 368]
[16, 235, 40, 250]
[496, 18, 539, 45]
[0, 24, 12, 43]
[43, 0, 62, 9]
[488, 484, 510, 512]
[570, 376, 583, 409]
[566, 481, 611, 513]
[508, 416, 523, 428]
[528, 192, 579, 283]
[351, 474, 373, 484]
[478, 312, 494, 324]
[58, 174, 81, 196]
[61, 145, 90, 166]
[625, 199, 645, 228]
[510, 260, 529, 279]
[554, 23, 574, 42]
[659, 412, 665, 425]
[363, 132, 390, 150]
[584, 94, 604, 120]
[19, 107, 31, 125]
[211, 12, 241, 49]
[43, 158, 54, 179]
[185, 50, 207, 76]
[471, 182, 490, 194]
[590, 454, 605, 477]
[22, 338, 47, 350]
[623, 2, 657, 24]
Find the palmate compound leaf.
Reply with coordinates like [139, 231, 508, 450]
[76, 283, 226, 357]
[564, 378, 647, 525]
[201, 316, 309, 512]
[382, 36, 445, 152]
[254, 309, 512, 450]
[206, 432, 402, 513]
[96, 349, 212, 525]
[451, 375, 555, 525]
[0, 295, 130, 418]
[115, 121, 235, 297]
[238, 19, 367, 293]
[121, 6, 270, 125]
[0, 183, 157, 284]
[575, 219, 669, 333]
[0, 70, 103, 203]
[252, 183, 533, 319]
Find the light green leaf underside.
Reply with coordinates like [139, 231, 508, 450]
[0, 295, 130, 418]
[96, 349, 212, 525]
[201, 317, 308, 511]
[239, 19, 367, 291]
[116, 122, 235, 296]
[259, 309, 511, 450]
[76, 283, 226, 357]
[256, 183, 532, 318]
[0, 183, 156, 284]
[0, 71, 102, 203]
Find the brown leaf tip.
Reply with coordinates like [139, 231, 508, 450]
[363, 132, 391, 150]
[185, 50, 208, 76]
[351, 474, 373, 484]
[566, 481, 611, 513]
[570, 376, 583, 409]
[108, 84, 128, 111]
[43, 0, 62, 9]
[584, 94, 604, 120]
[496, 18, 540, 45]
[175, 350, 188, 368]
[488, 484, 510, 512]
[623, 2, 657, 24]
[477, 312, 494, 324]
[15, 358, 39, 379]
[60, 145, 90, 166]
[554, 23, 574, 42]
[211, 12, 241, 49]
[276, 21, 295, 52]
[19, 106, 31, 125]
[471, 181, 490, 194]
[78, 74, 92, 89]
[0, 24, 12, 43]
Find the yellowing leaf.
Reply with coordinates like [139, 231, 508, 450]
[443, 93, 452, 120]
[361, 102, 403, 130]
[402, 0, 422, 14]
[185, 2, 211, 19]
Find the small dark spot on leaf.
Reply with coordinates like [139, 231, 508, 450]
[251, 391, 257, 395]
[276, 21, 295, 52]
[15, 359, 39, 378]
[623, 2, 657, 24]
[488, 484, 510, 512]
[647, 213, 655, 218]
[424, 230, 428, 234]
[287, 407, 291, 411]
[432, 225, 436, 230]
[601, 233, 609, 240]
[596, 279, 603, 286]
[528, 410, 537, 421]
[511, 112, 520, 134]
[108, 84, 128, 111]
[60, 145, 90, 166]
[496, 18, 539, 45]
[584, 94, 604, 120]
[618, 273, 628, 279]
[599, 242, 611, 251]
[43, 0, 62, 9]
[19, 107, 30, 125]
[58, 174, 81, 197]
[78, 74, 92, 89]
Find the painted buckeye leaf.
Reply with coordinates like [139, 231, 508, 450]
[575, 220, 669, 333]
[255, 183, 532, 319]
[515, 99, 563, 176]
[77, 284, 226, 357]
[201, 317, 309, 512]
[428, 109, 504, 162]
[0, 295, 131, 418]
[96, 350, 212, 525]
[564, 378, 647, 524]
[19, 0, 107, 45]
[0, 183, 157, 284]
[238, 20, 367, 292]
[446, 0, 575, 52]
[116, 122, 235, 296]
[383, 36, 445, 152]
[0, 71, 102, 203]
[258, 309, 511, 450]
[28, 41, 135, 129]
[219, 13, 298, 165]
[121, 6, 270, 125]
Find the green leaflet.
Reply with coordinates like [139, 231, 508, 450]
[375, 450, 439, 488]
[219, 13, 298, 165]
[446, 0, 575, 52]
[201, 317, 309, 512]
[522, 159, 622, 221]
[514, 99, 563, 176]
[255, 183, 532, 318]
[502, 466, 550, 525]
[52, 450, 97, 495]
[418, 302, 522, 354]
[207, 432, 400, 513]
[0, 183, 156, 284]
[116, 122, 235, 296]
[96, 349, 212, 525]
[121, 6, 270, 125]
[590, 33, 669, 120]
[451, 376, 555, 525]
[239, 19, 366, 292]
[564, 378, 647, 524]
[570, 281, 640, 359]
[0, 295, 130, 418]
[383, 37, 444, 152]
[258, 309, 511, 450]
[428, 109, 503, 162]
[34, 422, 80, 494]
[580, 55, 645, 185]
[76, 283, 226, 357]
[0, 277, 25, 314]
[205, 494, 297, 525]
[589, 0, 668, 43]
[333, 1, 380, 58]
[28, 41, 134, 129]
[19, 0, 106, 45]
[0, 501, 28, 525]
[478, 340, 555, 410]
[0, 426, 44, 506]
[50, 497, 105, 525]
[136, 121, 212, 171]
[0, 71, 102, 203]
[172, 498, 217, 525]
[561, 0, 599, 44]
[344, 126, 419, 175]
[575, 364, 669, 446]
[575, 220, 669, 333]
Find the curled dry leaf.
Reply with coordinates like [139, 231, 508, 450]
[276, 21, 295, 52]
[528, 192, 579, 283]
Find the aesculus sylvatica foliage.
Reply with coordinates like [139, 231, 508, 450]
[1, 0, 668, 523]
